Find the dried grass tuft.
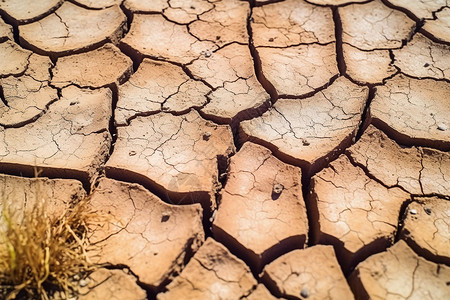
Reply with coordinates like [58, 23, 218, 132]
[0, 174, 100, 300]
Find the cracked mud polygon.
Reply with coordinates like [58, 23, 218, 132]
[0, 0, 449, 299]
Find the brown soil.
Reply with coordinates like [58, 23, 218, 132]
[0, 0, 449, 299]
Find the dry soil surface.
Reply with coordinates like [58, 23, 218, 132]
[0, 0, 449, 299]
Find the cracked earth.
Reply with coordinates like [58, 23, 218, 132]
[0, 0, 449, 299]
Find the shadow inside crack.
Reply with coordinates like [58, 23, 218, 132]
[104, 166, 213, 221]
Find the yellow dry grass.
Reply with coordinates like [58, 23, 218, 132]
[0, 173, 99, 300]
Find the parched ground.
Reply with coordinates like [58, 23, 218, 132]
[0, 0, 449, 299]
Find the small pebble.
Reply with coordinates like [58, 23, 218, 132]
[424, 207, 432, 215]
[410, 209, 417, 215]
[129, 150, 136, 156]
[203, 131, 212, 141]
[302, 139, 310, 146]
[273, 183, 284, 194]
[300, 287, 309, 298]
[209, 210, 217, 223]
[205, 50, 211, 58]
[79, 279, 88, 287]
[437, 123, 447, 131]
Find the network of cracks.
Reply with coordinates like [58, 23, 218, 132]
[0, 0, 449, 299]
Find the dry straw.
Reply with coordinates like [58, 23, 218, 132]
[0, 171, 101, 300]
